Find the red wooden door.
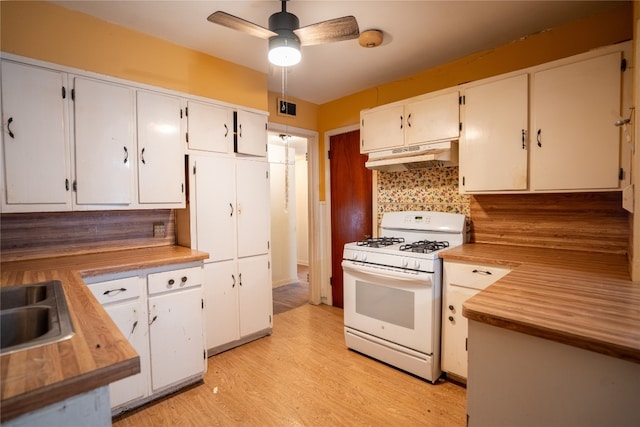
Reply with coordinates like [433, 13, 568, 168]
[329, 130, 372, 308]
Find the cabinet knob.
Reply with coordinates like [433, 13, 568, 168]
[448, 316, 455, 322]
[168, 279, 175, 286]
[448, 305, 454, 311]
[181, 276, 188, 283]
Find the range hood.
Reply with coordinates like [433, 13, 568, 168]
[365, 141, 458, 172]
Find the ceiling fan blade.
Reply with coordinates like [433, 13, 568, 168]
[294, 16, 359, 46]
[207, 11, 277, 40]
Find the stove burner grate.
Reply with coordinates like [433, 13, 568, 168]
[399, 240, 450, 254]
[357, 237, 405, 248]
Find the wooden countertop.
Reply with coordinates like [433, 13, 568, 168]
[0, 246, 209, 422]
[440, 244, 640, 364]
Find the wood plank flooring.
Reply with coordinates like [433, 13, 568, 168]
[113, 304, 467, 426]
[273, 265, 309, 315]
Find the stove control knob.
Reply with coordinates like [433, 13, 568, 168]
[350, 252, 358, 260]
[413, 260, 421, 269]
[361, 253, 368, 262]
[401, 258, 409, 268]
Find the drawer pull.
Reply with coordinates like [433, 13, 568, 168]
[448, 305, 454, 311]
[181, 276, 188, 283]
[448, 316, 455, 322]
[168, 279, 175, 285]
[103, 287, 127, 295]
[472, 269, 492, 275]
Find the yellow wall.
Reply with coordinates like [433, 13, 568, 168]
[316, 3, 633, 200]
[0, 1, 267, 111]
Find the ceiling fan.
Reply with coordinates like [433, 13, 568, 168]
[207, 0, 359, 67]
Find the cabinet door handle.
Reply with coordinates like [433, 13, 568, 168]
[229, 203, 234, 217]
[537, 129, 542, 147]
[103, 287, 127, 295]
[407, 113, 412, 128]
[232, 274, 236, 288]
[521, 129, 526, 149]
[224, 123, 228, 137]
[140, 147, 146, 164]
[7, 117, 15, 139]
[129, 320, 138, 337]
[239, 273, 242, 286]
[472, 269, 492, 275]
[239, 124, 242, 138]
[123, 146, 129, 163]
[399, 115, 403, 130]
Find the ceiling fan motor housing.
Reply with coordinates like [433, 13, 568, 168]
[269, 11, 300, 43]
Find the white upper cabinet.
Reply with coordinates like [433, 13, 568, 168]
[460, 74, 529, 192]
[234, 110, 268, 157]
[530, 51, 622, 191]
[73, 77, 135, 207]
[360, 104, 405, 152]
[405, 91, 460, 146]
[360, 89, 460, 153]
[136, 90, 185, 206]
[1, 61, 72, 212]
[190, 155, 237, 262]
[186, 100, 231, 153]
[459, 43, 629, 194]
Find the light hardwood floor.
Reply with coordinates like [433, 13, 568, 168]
[113, 304, 467, 426]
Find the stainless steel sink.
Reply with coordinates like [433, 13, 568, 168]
[0, 281, 75, 355]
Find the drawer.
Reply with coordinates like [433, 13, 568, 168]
[444, 261, 511, 291]
[88, 276, 142, 305]
[148, 266, 203, 295]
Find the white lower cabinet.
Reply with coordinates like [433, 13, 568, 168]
[205, 255, 272, 354]
[86, 275, 148, 410]
[148, 266, 205, 392]
[441, 261, 511, 380]
[86, 262, 205, 414]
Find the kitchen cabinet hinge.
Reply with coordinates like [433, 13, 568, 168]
[201, 299, 204, 309]
[619, 168, 624, 180]
[185, 132, 189, 143]
[72, 181, 77, 192]
[185, 106, 188, 117]
[266, 170, 269, 179]
[459, 95, 465, 105]
[203, 350, 206, 360]
[462, 176, 466, 186]
[65, 179, 69, 191]
[61, 86, 66, 99]
[267, 241, 270, 250]
[329, 276, 333, 286]
[621, 58, 627, 72]
[265, 143, 268, 153]
[459, 122, 462, 132]
[182, 183, 184, 193]
[71, 88, 75, 101]
[180, 108, 183, 119]
[265, 123, 268, 130]
[465, 337, 468, 351]
[327, 150, 331, 159]
[361, 118, 364, 127]
[268, 260, 271, 269]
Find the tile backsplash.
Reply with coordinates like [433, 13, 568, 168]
[376, 167, 470, 228]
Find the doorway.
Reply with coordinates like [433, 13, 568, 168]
[268, 132, 309, 313]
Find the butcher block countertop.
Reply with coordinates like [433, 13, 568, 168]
[440, 244, 640, 364]
[0, 246, 209, 422]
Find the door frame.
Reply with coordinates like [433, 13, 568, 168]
[268, 123, 321, 304]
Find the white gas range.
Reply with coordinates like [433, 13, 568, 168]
[342, 211, 466, 382]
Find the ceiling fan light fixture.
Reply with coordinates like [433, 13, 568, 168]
[269, 36, 301, 67]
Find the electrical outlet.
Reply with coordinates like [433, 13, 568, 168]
[153, 222, 166, 238]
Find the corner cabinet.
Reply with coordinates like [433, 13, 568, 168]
[441, 260, 511, 381]
[460, 43, 630, 194]
[0, 61, 72, 212]
[360, 89, 460, 153]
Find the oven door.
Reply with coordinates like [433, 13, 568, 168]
[342, 260, 439, 355]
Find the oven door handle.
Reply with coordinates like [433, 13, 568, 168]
[341, 261, 433, 284]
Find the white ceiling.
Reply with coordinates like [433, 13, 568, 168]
[50, 0, 625, 105]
